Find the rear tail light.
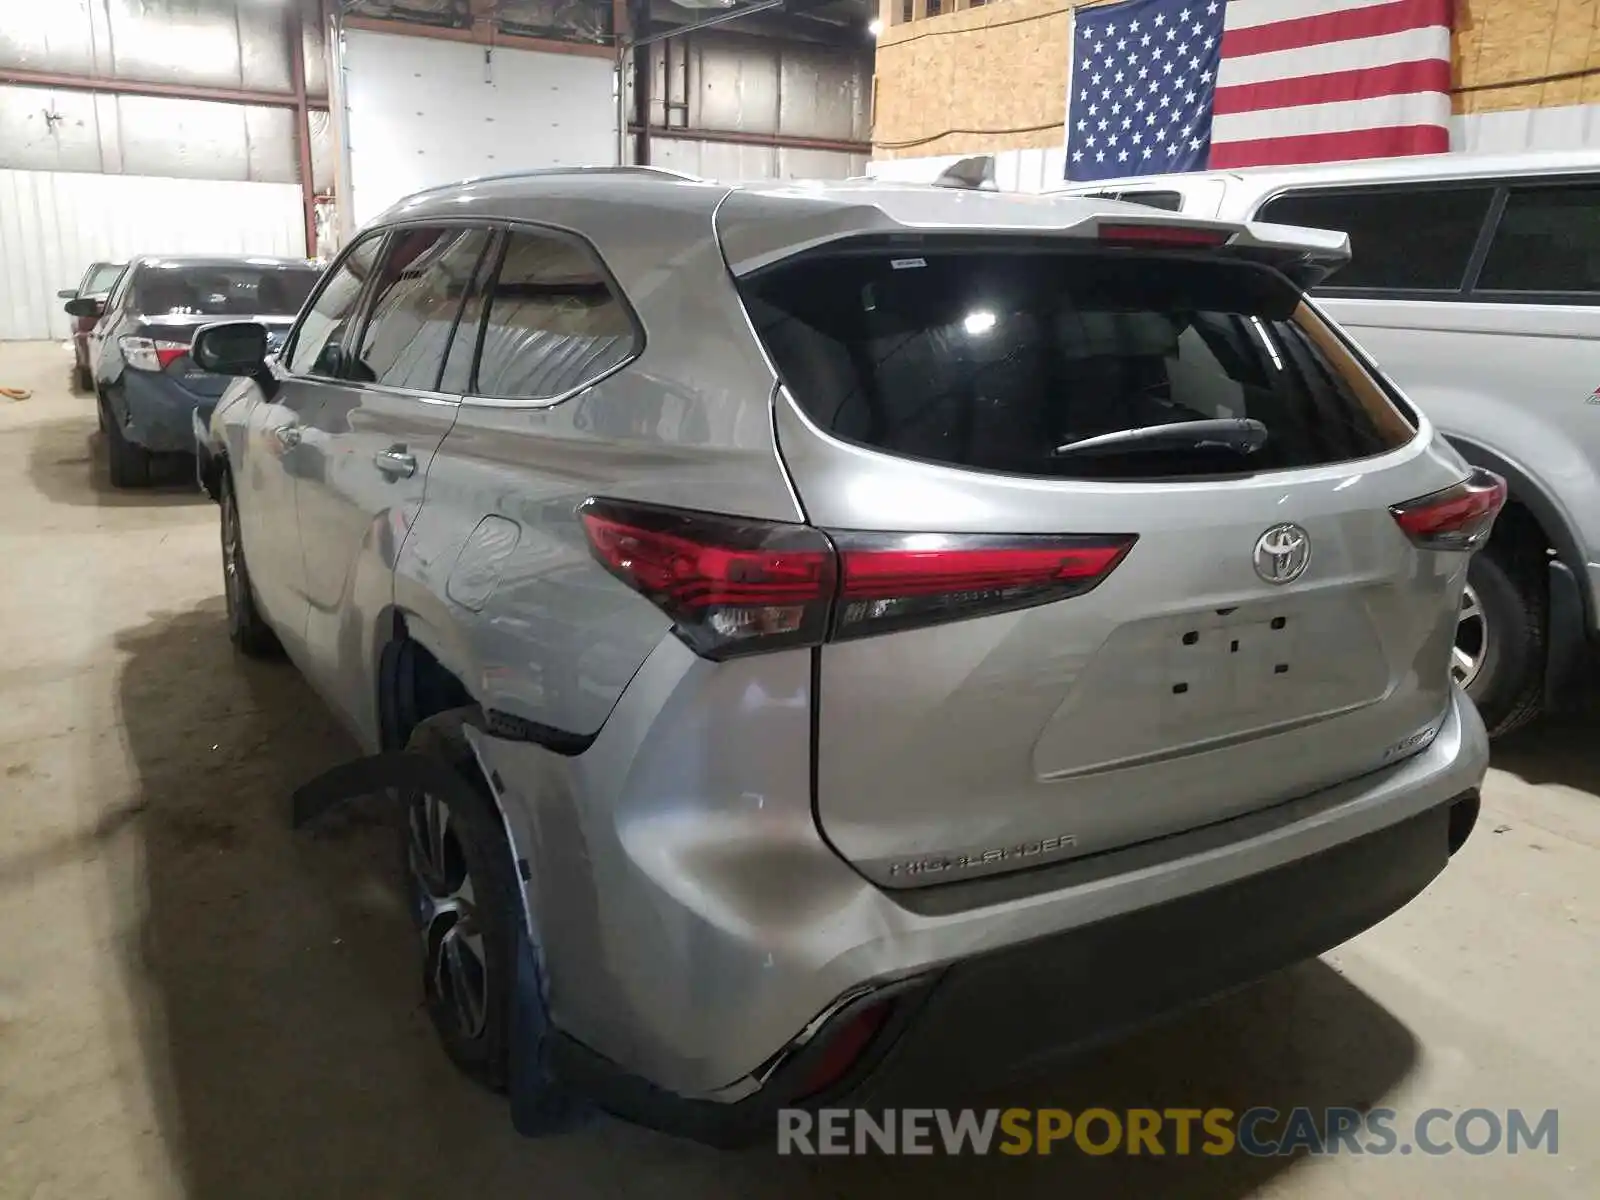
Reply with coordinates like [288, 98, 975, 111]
[832, 533, 1135, 641]
[120, 336, 189, 372]
[1390, 468, 1506, 551]
[579, 498, 1135, 659]
[578, 500, 836, 659]
[1097, 223, 1231, 249]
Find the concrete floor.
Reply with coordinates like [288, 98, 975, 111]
[1, 338, 1595, 1199]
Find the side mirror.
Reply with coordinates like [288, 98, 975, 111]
[57, 288, 77, 300]
[192, 321, 270, 377]
[64, 297, 103, 318]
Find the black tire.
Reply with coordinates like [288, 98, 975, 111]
[399, 714, 521, 1093]
[103, 395, 151, 488]
[1461, 548, 1544, 738]
[220, 472, 282, 658]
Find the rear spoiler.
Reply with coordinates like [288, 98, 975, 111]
[1233, 226, 1353, 290]
[921, 157, 1347, 288]
[717, 184, 1351, 289]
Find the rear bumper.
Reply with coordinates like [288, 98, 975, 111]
[469, 638, 1490, 1124]
[553, 789, 1477, 1145]
[848, 792, 1472, 1108]
[116, 370, 221, 453]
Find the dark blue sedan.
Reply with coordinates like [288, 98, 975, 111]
[73, 255, 321, 487]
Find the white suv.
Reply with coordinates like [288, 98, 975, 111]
[1049, 149, 1600, 736]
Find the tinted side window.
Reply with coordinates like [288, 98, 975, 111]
[473, 229, 636, 402]
[1476, 183, 1600, 297]
[439, 231, 501, 394]
[87, 263, 126, 295]
[288, 235, 383, 377]
[1259, 187, 1494, 291]
[105, 265, 135, 316]
[353, 227, 494, 390]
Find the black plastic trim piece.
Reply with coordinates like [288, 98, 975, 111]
[483, 708, 596, 756]
[1544, 560, 1592, 713]
[841, 802, 1456, 1112]
[544, 974, 935, 1149]
[1445, 436, 1593, 633]
[1460, 185, 1510, 294]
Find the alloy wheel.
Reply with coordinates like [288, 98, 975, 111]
[221, 491, 243, 626]
[406, 789, 489, 1042]
[1453, 581, 1489, 689]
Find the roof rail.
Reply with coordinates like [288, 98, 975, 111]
[395, 164, 704, 203]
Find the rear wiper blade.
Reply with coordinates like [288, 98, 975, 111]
[1052, 418, 1269, 459]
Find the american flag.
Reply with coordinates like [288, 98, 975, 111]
[1064, 0, 1453, 181]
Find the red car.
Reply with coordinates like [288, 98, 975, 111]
[57, 261, 126, 392]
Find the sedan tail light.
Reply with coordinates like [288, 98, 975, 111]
[1390, 468, 1506, 551]
[120, 336, 189, 372]
[580, 498, 1135, 659]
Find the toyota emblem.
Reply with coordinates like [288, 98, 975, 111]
[1253, 523, 1311, 585]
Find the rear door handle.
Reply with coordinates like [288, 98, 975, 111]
[272, 424, 301, 448]
[373, 446, 417, 479]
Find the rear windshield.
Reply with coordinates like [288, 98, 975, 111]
[135, 263, 320, 318]
[739, 244, 1416, 479]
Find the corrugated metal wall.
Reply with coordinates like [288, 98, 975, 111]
[0, 0, 306, 89]
[0, 0, 326, 184]
[624, 28, 871, 181]
[641, 138, 867, 181]
[0, 85, 332, 185]
[1452, 103, 1600, 153]
[0, 170, 304, 341]
[649, 31, 871, 142]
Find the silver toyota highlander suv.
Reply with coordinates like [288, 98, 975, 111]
[191, 169, 1492, 1145]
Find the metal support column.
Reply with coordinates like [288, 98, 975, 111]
[633, 3, 652, 167]
[287, 4, 318, 257]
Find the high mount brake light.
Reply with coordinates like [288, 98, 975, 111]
[1097, 223, 1231, 249]
[1390, 468, 1506, 552]
[580, 499, 1136, 659]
